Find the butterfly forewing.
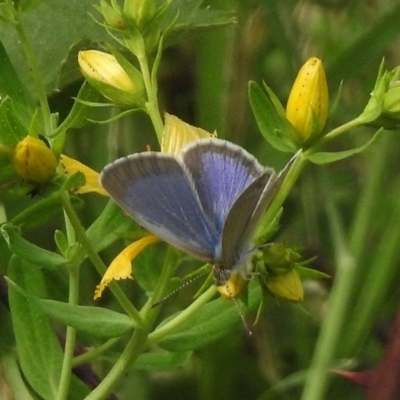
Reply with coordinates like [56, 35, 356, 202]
[100, 152, 218, 262]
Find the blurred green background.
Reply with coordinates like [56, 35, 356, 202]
[2, 0, 400, 399]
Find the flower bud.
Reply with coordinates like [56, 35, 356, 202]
[123, 0, 155, 29]
[265, 269, 304, 302]
[161, 113, 217, 156]
[78, 50, 145, 108]
[286, 57, 329, 141]
[383, 80, 400, 118]
[217, 273, 247, 299]
[98, 0, 125, 29]
[13, 136, 57, 183]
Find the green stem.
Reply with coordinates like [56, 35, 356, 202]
[262, 149, 307, 226]
[56, 264, 80, 400]
[310, 117, 363, 150]
[137, 52, 163, 143]
[344, 162, 400, 354]
[58, 192, 143, 326]
[300, 170, 356, 400]
[72, 338, 121, 368]
[349, 132, 392, 259]
[148, 285, 218, 345]
[14, 17, 52, 136]
[84, 248, 178, 400]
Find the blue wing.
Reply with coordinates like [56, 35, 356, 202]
[100, 152, 219, 262]
[182, 139, 266, 233]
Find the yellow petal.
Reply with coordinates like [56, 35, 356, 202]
[13, 136, 57, 183]
[94, 235, 161, 299]
[60, 155, 108, 196]
[217, 273, 248, 299]
[161, 113, 217, 156]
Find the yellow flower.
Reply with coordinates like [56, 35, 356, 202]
[94, 235, 161, 299]
[286, 57, 329, 141]
[78, 50, 145, 108]
[60, 155, 108, 196]
[216, 273, 248, 299]
[265, 269, 304, 302]
[161, 113, 217, 156]
[13, 136, 57, 183]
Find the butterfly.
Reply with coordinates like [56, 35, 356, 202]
[100, 138, 288, 286]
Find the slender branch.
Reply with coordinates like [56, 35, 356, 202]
[58, 192, 143, 326]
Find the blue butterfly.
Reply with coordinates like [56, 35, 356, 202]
[100, 139, 287, 286]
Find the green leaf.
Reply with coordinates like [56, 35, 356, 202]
[37, 299, 135, 338]
[133, 351, 191, 371]
[86, 200, 137, 253]
[160, 0, 236, 47]
[0, 41, 33, 116]
[158, 284, 261, 352]
[53, 81, 99, 134]
[248, 81, 297, 153]
[308, 129, 383, 164]
[0, 96, 29, 146]
[7, 256, 89, 399]
[1, 223, 68, 268]
[0, 0, 111, 94]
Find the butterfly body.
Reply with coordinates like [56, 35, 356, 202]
[100, 139, 279, 286]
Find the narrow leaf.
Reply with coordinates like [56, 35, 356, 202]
[37, 299, 135, 338]
[249, 81, 296, 152]
[1, 224, 68, 268]
[308, 129, 383, 164]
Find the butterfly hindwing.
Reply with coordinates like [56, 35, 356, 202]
[182, 139, 266, 232]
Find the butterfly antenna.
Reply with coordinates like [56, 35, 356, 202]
[151, 272, 207, 308]
[223, 282, 253, 336]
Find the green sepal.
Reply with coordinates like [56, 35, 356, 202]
[249, 81, 297, 153]
[7, 256, 89, 399]
[296, 265, 330, 280]
[307, 128, 383, 164]
[54, 230, 69, 257]
[1, 223, 68, 268]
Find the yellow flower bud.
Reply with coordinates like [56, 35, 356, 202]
[13, 136, 57, 183]
[78, 50, 145, 108]
[217, 273, 247, 299]
[265, 269, 304, 302]
[161, 114, 217, 156]
[286, 57, 329, 141]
